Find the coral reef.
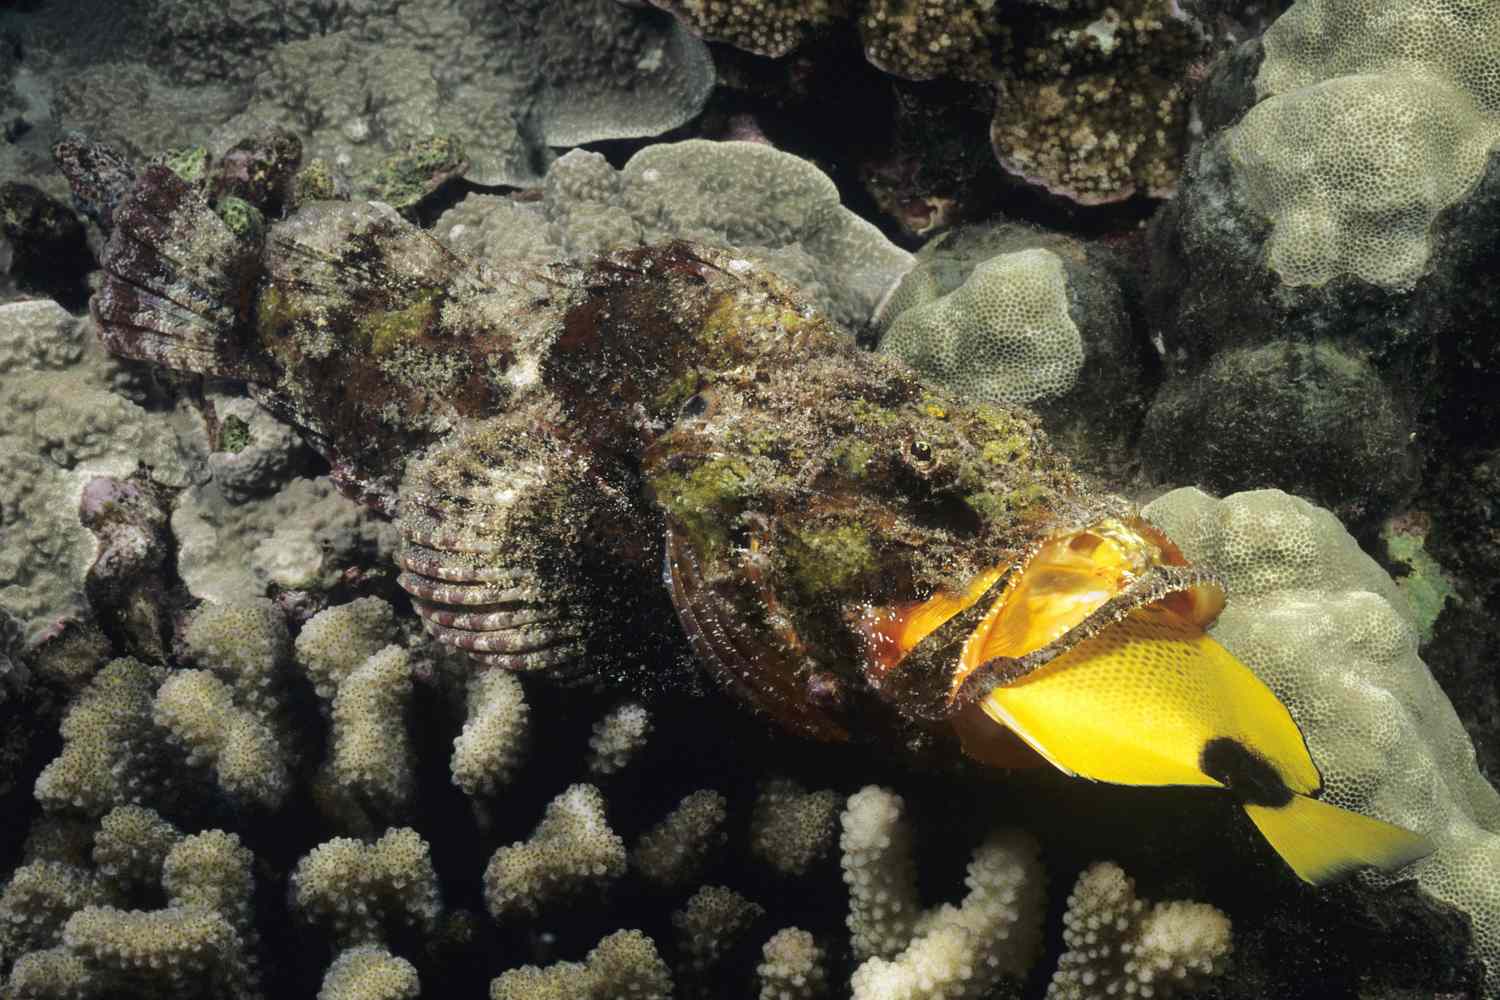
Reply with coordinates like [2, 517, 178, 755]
[653, 0, 1213, 206]
[172, 476, 396, 607]
[1045, 862, 1231, 1000]
[1146, 0, 1500, 525]
[873, 222, 1146, 478]
[483, 784, 628, 920]
[990, 2, 1207, 205]
[1143, 487, 1500, 991]
[0, 300, 206, 644]
[5, 0, 714, 194]
[5, 0, 1500, 994]
[209, 0, 715, 189]
[842, 785, 1045, 1000]
[438, 141, 914, 330]
[488, 928, 673, 1000]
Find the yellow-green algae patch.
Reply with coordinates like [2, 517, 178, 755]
[783, 523, 878, 596]
[649, 455, 756, 553]
[356, 290, 441, 356]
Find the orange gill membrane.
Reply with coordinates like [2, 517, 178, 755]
[857, 516, 1226, 766]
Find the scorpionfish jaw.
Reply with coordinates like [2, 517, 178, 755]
[855, 515, 1225, 716]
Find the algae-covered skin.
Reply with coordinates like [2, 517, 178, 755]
[85, 145, 1117, 758]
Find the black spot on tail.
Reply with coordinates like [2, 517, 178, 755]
[1200, 737, 1294, 807]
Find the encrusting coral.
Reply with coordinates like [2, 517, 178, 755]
[651, 0, 1211, 205]
[872, 221, 1144, 476]
[1146, 0, 1500, 527]
[0, 299, 206, 644]
[438, 141, 914, 330]
[1144, 487, 1500, 992]
[1232, 0, 1500, 288]
[15, 0, 715, 193]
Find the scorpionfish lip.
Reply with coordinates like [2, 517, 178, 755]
[951, 515, 1225, 695]
[857, 515, 1226, 698]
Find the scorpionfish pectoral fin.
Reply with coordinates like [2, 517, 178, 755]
[663, 519, 851, 742]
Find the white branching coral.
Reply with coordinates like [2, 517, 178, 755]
[329, 645, 415, 813]
[757, 927, 829, 1000]
[153, 669, 291, 809]
[319, 944, 421, 1000]
[750, 778, 841, 877]
[290, 827, 442, 947]
[181, 598, 292, 717]
[841, 786, 1046, 1000]
[1045, 862, 1231, 1000]
[483, 783, 627, 920]
[586, 700, 651, 776]
[451, 667, 530, 796]
[295, 597, 401, 703]
[61, 904, 250, 999]
[91, 805, 182, 890]
[672, 884, 766, 986]
[841, 786, 921, 962]
[632, 789, 728, 889]
[488, 928, 673, 1000]
[34, 657, 170, 816]
[33, 826, 263, 1000]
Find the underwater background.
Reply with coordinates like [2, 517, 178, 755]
[1, 0, 1498, 997]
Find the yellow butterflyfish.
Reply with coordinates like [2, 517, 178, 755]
[870, 515, 1433, 886]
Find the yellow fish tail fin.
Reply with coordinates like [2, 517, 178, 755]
[1243, 794, 1433, 886]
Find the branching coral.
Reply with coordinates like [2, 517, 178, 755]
[1045, 862, 1231, 1000]
[841, 786, 1045, 999]
[488, 928, 673, 1000]
[483, 784, 628, 921]
[290, 828, 442, 948]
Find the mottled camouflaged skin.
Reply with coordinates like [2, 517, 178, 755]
[86, 148, 1123, 758]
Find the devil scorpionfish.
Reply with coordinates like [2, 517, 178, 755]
[70, 130, 1429, 885]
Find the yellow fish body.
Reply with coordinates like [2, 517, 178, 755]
[871, 516, 1432, 886]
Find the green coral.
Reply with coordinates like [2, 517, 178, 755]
[157, 146, 211, 185]
[217, 415, 252, 455]
[214, 196, 265, 241]
[371, 135, 467, 218]
[1383, 520, 1459, 644]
